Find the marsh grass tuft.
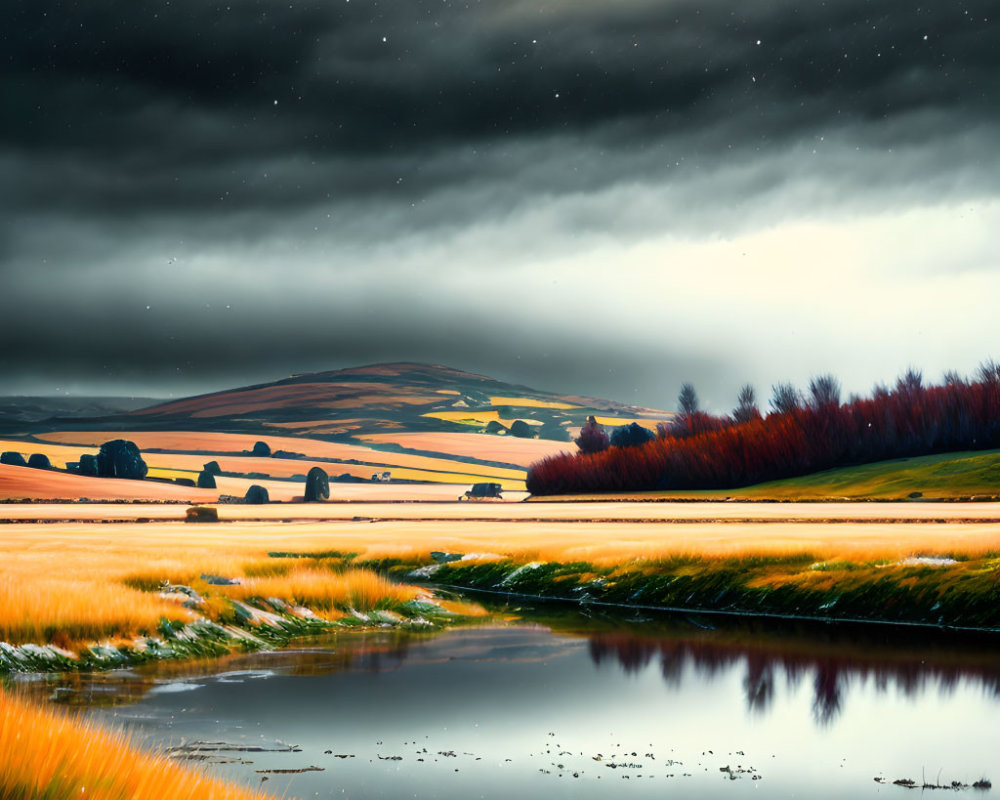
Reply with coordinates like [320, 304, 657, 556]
[224, 569, 420, 613]
[0, 688, 272, 800]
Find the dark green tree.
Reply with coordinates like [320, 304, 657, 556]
[96, 440, 148, 480]
[509, 420, 536, 439]
[304, 467, 330, 502]
[244, 485, 270, 504]
[197, 470, 217, 489]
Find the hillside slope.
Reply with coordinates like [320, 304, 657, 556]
[126, 362, 671, 440]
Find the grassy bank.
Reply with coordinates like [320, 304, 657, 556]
[0, 526, 484, 674]
[405, 552, 1000, 630]
[528, 449, 1000, 502]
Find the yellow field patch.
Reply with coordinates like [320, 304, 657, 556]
[145, 467, 198, 481]
[489, 396, 581, 410]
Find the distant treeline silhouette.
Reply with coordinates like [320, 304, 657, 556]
[527, 361, 1000, 494]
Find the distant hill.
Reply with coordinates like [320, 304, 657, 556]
[120, 362, 673, 441]
[0, 396, 160, 428]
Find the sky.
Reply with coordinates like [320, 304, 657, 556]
[2, 0, 998, 411]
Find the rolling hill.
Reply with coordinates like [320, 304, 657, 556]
[125, 362, 671, 438]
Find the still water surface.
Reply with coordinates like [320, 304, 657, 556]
[65, 610, 1000, 799]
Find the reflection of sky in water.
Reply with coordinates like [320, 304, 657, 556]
[83, 625, 1000, 800]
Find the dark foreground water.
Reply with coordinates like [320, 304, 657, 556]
[47, 609, 1000, 799]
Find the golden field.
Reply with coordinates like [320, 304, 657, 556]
[6, 432, 530, 490]
[5, 501, 1000, 583]
[0, 463, 219, 502]
[5, 500, 1000, 652]
[23, 434, 527, 483]
[487, 396, 581, 409]
[358, 431, 574, 467]
[0, 466, 531, 503]
[0, 523, 457, 648]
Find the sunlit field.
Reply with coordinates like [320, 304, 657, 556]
[487, 396, 581, 409]
[0, 523, 453, 650]
[0, 688, 273, 800]
[0, 468, 530, 502]
[4, 502, 1000, 651]
[29, 431, 527, 479]
[358, 431, 575, 468]
[0, 434, 528, 491]
[3, 504, 1000, 664]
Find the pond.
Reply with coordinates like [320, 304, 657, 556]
[36, 605, 1000, 799]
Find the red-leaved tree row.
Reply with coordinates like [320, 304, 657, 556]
[527, 369, 1000, 495]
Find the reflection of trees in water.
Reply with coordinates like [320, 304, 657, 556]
[812, 662, 842, 724]
[743, 654, 774, 714]
[588, 636, 657, 675]
[587, 631, 1000, 724]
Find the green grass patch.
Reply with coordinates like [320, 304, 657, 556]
[736, 449, 1000, 500]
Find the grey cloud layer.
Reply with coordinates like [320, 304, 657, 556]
[2, 0, 997, 404]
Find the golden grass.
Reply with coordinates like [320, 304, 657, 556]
[0, 540, 252, 646]
[0, 575, 194, 647]
[224, 568, 420, 612]
[0, 689, 274, 800]
[0, 521, 454, 651]
[506, 523, 1000, 566]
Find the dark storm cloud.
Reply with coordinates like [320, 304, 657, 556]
[2, 0, 998, 403]
[5, 0, 998, 215]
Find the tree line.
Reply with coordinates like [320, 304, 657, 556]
[526, 361, 1000, 495]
